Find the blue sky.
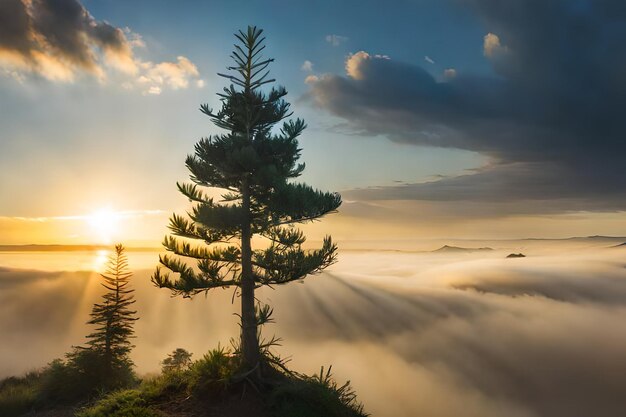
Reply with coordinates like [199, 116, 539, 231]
[1, 0, 625, 243]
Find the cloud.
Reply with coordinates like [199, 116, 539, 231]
[306, 1, 626, 213]
[424, 55, 435, 64]
[343, 161, 626, 213]
[0, 0, 135, 80]
[137, 56, 200, 95]
[325, 34, 348, 46]
[0, 0, 203, 94]
[443, 68, 456, 79]
[275, 249, 626, 417]
[304, 74, 319, 84]
[483, 32, 506, 57]
[345, 51, 390, 80]
[3, 247, 626, 417]
[301, 60, 314, 72]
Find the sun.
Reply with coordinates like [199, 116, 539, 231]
[86, 207, 121, 244]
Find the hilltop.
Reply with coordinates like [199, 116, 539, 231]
[432, 245, 493, 253]
[0, 347, 366, 417]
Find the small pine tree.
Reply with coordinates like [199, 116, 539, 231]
[85, 244, 138, 381]
[152, 26, 341, 372]
[162, 348, 193, 373]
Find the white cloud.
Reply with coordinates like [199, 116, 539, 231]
[346, 51, 370, 80]
[483, 32, 507, 57]
[139, 56, 200, 90]
[124, 28, 146, 49]
[345, 51, 389, 80]
[126, 55, 203, 94]
[304, 74, 319, 84]
[424, 55, 435, 64]
[325, 34, 348, 46]
[301, 60, 314, 72]
[146, 86, 162, 95]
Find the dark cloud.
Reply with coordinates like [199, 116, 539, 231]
[31, 0, 131, 69]
[0, 0, 137, 80]
[307, 1, 626, 212]
[344, 162, 626, 213]
[0, 0, 32, 55]
[0, 0, 202, 91]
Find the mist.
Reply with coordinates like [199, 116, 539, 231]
[2, 244, 626, 417]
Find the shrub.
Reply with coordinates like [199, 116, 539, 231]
[0, 372, 42, 417]
[38, 349, 136, 404]
[270, 366, 367, 417]
[188, 346, 237, 395]
[76, 389, 162, 417]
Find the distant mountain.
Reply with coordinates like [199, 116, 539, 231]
[611, 242, 626, 248]
[506, 253, 526, 258]
[524, 235, 626, 242]
[433, 245, 493, 253]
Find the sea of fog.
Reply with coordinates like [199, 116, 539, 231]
[2, 240, 626, 417]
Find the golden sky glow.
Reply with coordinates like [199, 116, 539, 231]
[1, 203, 626, 247]
[86, 207, 121, 244]
[1, 0, 625, 246]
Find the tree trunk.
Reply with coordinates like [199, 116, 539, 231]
[240, 180, 260, 370]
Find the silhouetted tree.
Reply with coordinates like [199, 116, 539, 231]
[152, 26, 341, 372]
[38, 244, 138, 401]
[162, 348, 193, 373]
[85, 244, 138, 380]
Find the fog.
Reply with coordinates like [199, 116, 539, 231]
[2, 243, 626, 417]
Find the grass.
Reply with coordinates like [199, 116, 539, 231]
[269, 366, 366, 417]
[75, 390, 162, 417]
[0, 347, 367, 417]
[0, 372, 41, 417]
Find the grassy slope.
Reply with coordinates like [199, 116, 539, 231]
[0, 348, 367, 417]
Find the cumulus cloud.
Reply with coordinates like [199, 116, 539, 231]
[304, 74, 319, 84]
[306, 1, 626, 213]
[0, 0, 203, 94]
[137, 56, 200, 94]
[0, 0, 136, 80]
[483, 32, 506, 57]
[301, 59, 314, 72]
[345, 51, 390, 80]
[325, 34, 348, 46]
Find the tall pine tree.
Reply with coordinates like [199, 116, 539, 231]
[152, 26, 341, 371]
[86, 244, 138, 379]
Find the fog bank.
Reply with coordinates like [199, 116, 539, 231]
[2, 246, 626, 417]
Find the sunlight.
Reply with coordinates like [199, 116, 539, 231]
[86, 207, 121, 244]
[92, 249, 111, 271]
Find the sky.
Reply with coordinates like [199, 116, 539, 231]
[1, 0, 626, 245]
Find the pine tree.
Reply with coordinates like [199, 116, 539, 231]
[162, 348, 193, 373]
[86, 244, 138, 380]
[152, 26, 341, 372]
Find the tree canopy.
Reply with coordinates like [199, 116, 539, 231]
[152, 26, 341, 371]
